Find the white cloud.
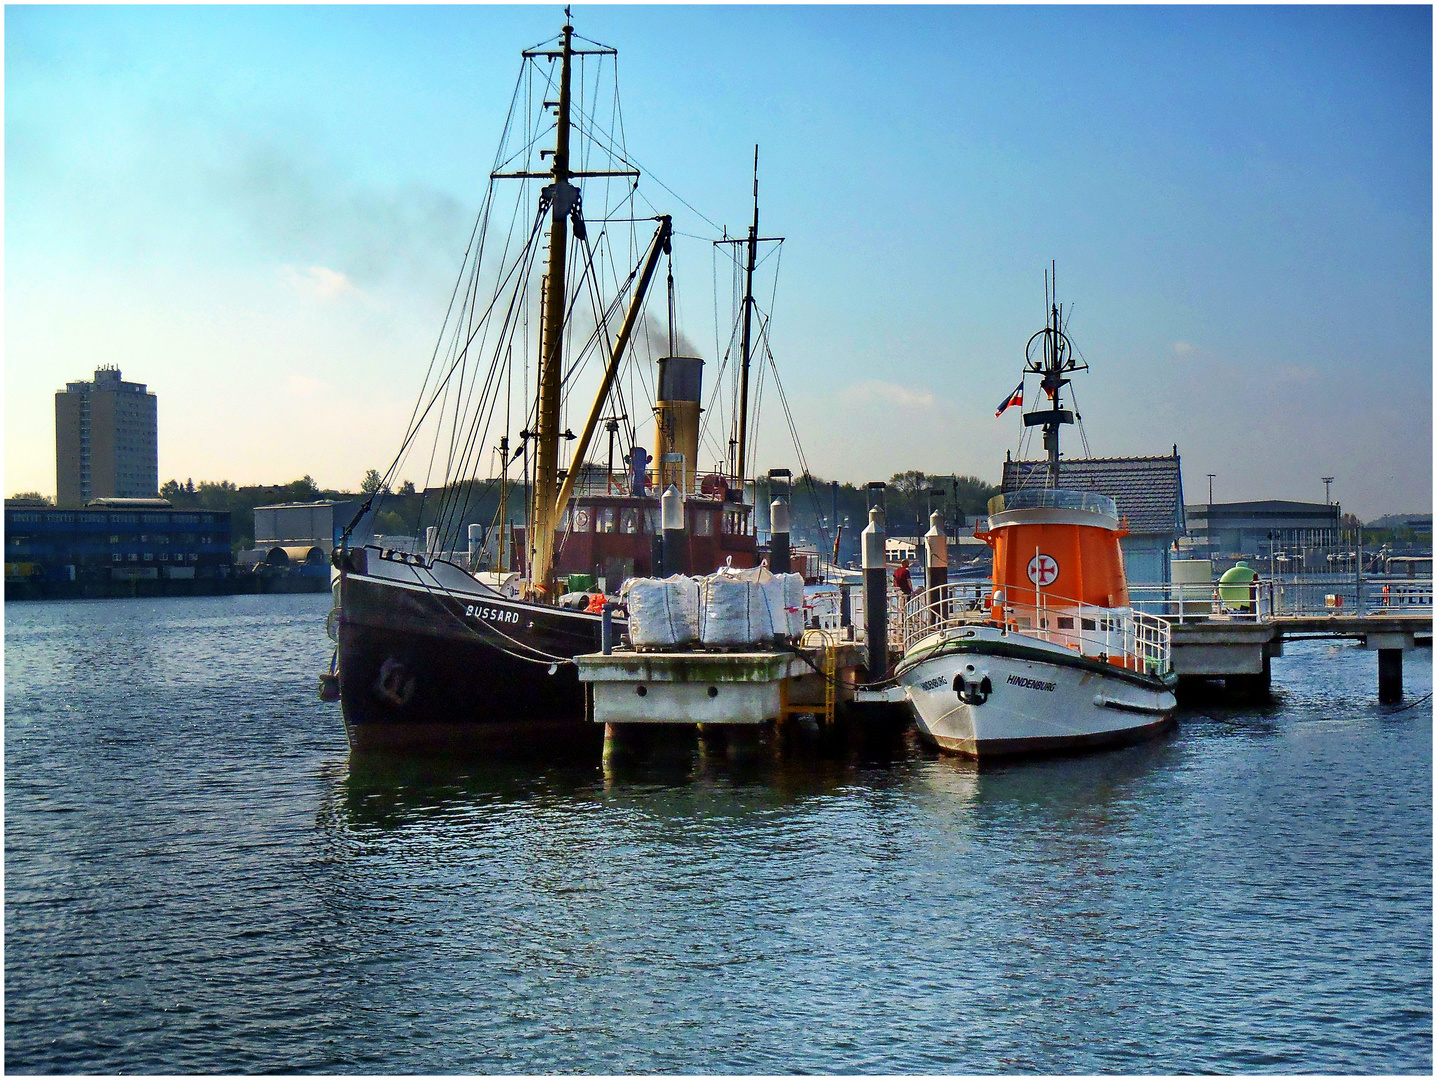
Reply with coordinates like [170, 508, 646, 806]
[282, 264, 358, 300]
[1172, 341, 1196, 356]
[841, 380, 935, 410]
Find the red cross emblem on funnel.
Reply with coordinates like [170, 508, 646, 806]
[1027, 553, 1059, 587]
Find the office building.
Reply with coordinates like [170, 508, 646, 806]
[56, 367, 159, 505]
[5, 497, 232, 586]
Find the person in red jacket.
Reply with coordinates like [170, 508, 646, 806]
[894, 558, 913, 598]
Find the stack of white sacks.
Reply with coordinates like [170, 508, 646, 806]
[621, 566, 804, 649]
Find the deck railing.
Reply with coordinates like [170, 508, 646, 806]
[900, 583, 1173, 676]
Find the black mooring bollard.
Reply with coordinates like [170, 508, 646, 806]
[862, 506, 887, 680]
[661, 483, 688, 577]
[770, 496, 791, 574]
[924, 509, 948, 619]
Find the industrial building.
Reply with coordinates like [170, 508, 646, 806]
[4, 497, 232, 589]
[238, 500, 358, 581]
[1001, 453, 1187, 585]
[55, 367, 159, 505]
[253, 500, 358, 557]
[1185, 500, 1341, 562]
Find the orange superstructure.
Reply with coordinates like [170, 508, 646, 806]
[976, 489, 1146, 667]
[978, 489, 1130, 611]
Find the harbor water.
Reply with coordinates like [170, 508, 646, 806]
[5, 593, 1431, 1072]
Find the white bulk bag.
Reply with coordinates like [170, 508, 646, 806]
[698, 573, 773, 646]
[758, 571, 805, 640]
[622, 575, 699, 647]
[781, 572, 805, 638]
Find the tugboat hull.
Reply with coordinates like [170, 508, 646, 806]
[335, 552, 613, 753]
[896, 628, 1175, 758]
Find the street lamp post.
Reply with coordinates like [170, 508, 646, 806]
[1206, 474, 1216, 556]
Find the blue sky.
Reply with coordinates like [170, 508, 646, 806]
[6, 5, 1431, 518]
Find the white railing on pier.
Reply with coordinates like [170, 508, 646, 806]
[900, 583, 1173, 676]
[1127, 575, 1433, 621]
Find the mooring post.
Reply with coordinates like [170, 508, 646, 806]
[769, 496, 791, 573]
[1378, 649, 1403, 703]
[601, 605, 615, 654]
[862, 505, 888, 680]
[924, 509, 948, 620]
[661, 484, 688, 577]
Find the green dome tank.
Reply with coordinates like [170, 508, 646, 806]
[1218, 561, 1258, 608]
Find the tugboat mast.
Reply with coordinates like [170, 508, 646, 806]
[1022, 265, 1082, 488]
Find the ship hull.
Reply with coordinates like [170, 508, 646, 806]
[335, 550, 612, 753]
[895, 626, 1175, 758]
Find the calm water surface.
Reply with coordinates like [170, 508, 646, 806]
[5, 594, 1431, 1073]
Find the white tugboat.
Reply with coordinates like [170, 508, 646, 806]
[894, 280, 1176, 758]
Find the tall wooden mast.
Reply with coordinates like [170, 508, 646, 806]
[716, 147, 782, 485]
[736, 147, 759, 484]
[530, 17, 577, 595]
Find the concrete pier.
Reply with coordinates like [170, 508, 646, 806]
[1171, 614, 1429, 702]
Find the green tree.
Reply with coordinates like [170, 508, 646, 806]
[888, 470, 929, 496]
[360, 469, 384, 494]
[374, 510, 407, 535]
[398, 480, 416, 496]
[8, 491, 52, 505]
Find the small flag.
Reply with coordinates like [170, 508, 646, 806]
[995, 381, 1024, 417]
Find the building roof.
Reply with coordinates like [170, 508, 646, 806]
[1002, 455, 1185, 536]
[253, 500, 352, 511]
[1185, 499, 1336, 517]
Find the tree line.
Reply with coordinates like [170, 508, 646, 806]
[10, 467, 999, 558]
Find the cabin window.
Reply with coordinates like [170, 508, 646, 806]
[1057, 617, 1074, 629]
[1016, 616, 1032, 629]
[644, 508, 660, 534]
[571, 508, 590, 532]
[1081, 618, 1096, 631]
[619, 508, 639, 534]
[693, 511, 714, 537]
[558, 508, 570, 531]
[596, 507, 616, 533]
